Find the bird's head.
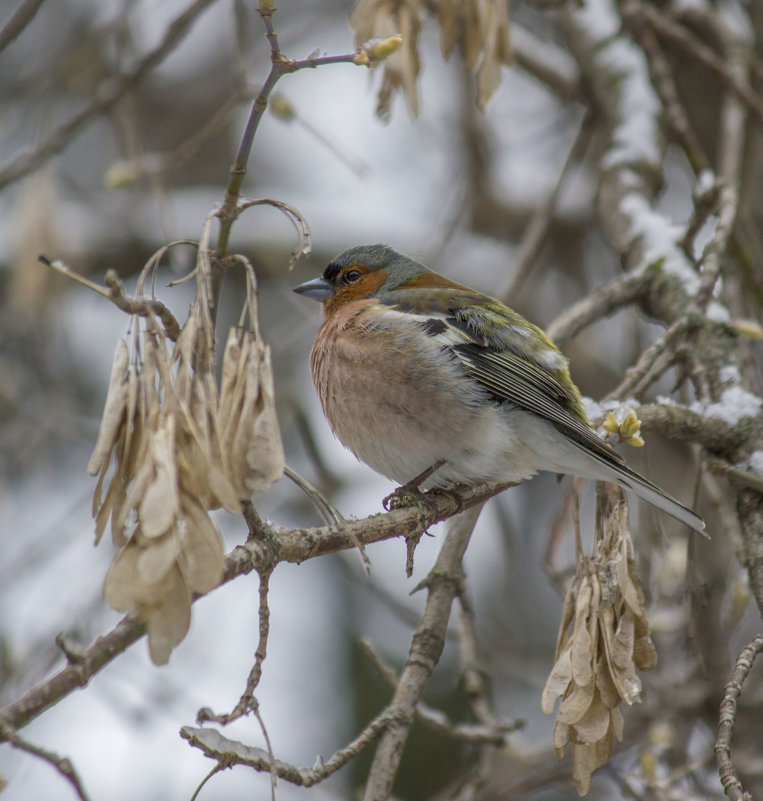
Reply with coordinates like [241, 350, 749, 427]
[293, 244, 434, 311]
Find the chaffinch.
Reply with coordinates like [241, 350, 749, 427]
[293, 244, 705, 534]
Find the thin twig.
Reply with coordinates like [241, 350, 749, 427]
[0, 0, 46, 53]
[189, 763, 228, 801]
[499, 110, 593, 302]
[359, 639, 520, 745]
[640, 3, 763, 126]
[620, 0, 710, 174]
[214, 10, 367, 263]
[283, 466, 343, 526]
[197, 569, 273, 727]
[181, 707, 403, 787]
[0, 0, 220, 189]
[2, 725, 91, 801]
[715, 633, 763, 801]
[39, 256, 182, 341]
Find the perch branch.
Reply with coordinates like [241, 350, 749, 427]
[0, 481, 512, 739]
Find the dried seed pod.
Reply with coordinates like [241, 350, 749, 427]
[144, 564, 192, 666]
[542, 646, 573, 715]
[88, 223, 286, 665]
[350, 0, 422, 118]
[139, 419, 180, 539]
[544, 499, 658, 794]
[177, 500, 224, 594]
[87, 339, 129, 476]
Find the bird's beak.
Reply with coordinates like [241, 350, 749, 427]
[293, 276, 334, 302]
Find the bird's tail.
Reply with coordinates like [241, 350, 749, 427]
[599, 459, 706, 535]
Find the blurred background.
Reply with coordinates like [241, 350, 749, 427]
[1, 0, 762, 799]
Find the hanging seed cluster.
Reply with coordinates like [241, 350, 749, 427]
[542, 501, 658, 795]
[438, 0, 513, 110]
[351, 0, 423, 118]
[88, 244, 284, 665]
[350, 0, 512, 119]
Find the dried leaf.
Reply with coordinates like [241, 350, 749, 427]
[616, 537, 644, 615]
[595, 655, 620, 708]
[207, 465, 241, 514]
[140, 419, 179, 538]
[572, 735, 612, 796]
[438, 0, 459, 58]
[136, 530, 179, 585]
[103, 540, 141, 612]
[218, 327, 242, 425]
[229, 339, 284, 494]
[555, 580, 577, 659]
[177, 501, 225, 594]
[144, 564, 191, 666]
[553, 719, 570, 754]
[121, 363, 140, 467]
[87, 339, 129, 476]
[611, 608, 635, 671]
[140, 467, 177, 538]
[115, 459, 153, 543]
[573, 689, 610, 744]
[542, 645, 573, 714]
[634, 634, 658, 671]
[558, 678, 595, 726]
[610, 705, 624, 742]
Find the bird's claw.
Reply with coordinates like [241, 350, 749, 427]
[383, 486, 426, 511]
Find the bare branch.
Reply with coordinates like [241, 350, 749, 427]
[2, 727, 91, 801]
[511, 23, 581, 101]
[39, 257, 182, 341]
[181, 707, 402, 787]
[547, 271, 652, 348]
[715, 633, 763, 801]
[360, 639, 521, 745]
[0, 481, 512, 739]
[362, 504, 484, 801]
[0, 0, 46, 53]
[639, 3, 763, 126]
[197, 568, 273, 727]
[0, 0, 221, 189]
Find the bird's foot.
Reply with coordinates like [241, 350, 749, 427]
[382, 460, 447, 512]
[383, 485, 428, 512]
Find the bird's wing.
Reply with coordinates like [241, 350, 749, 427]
[452, 344, 624, 464]
[382, 288, 624, 466]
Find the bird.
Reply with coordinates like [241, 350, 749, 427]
[293, 244, 705, 534]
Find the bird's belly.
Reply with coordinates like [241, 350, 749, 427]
[311, 334, 540, 487]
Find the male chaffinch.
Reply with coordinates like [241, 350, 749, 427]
[293, 244, 705, 534]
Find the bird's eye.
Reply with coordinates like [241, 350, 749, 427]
[343, 269, 362, 284]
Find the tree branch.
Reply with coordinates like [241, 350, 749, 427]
[0, 0, 220, 189]
[2, 726, 91, 801]
[362, 504, 484, 801]
[715, 633, 763, 801]
[0, 0, 46, 54]
[0, 481, 511, 739]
